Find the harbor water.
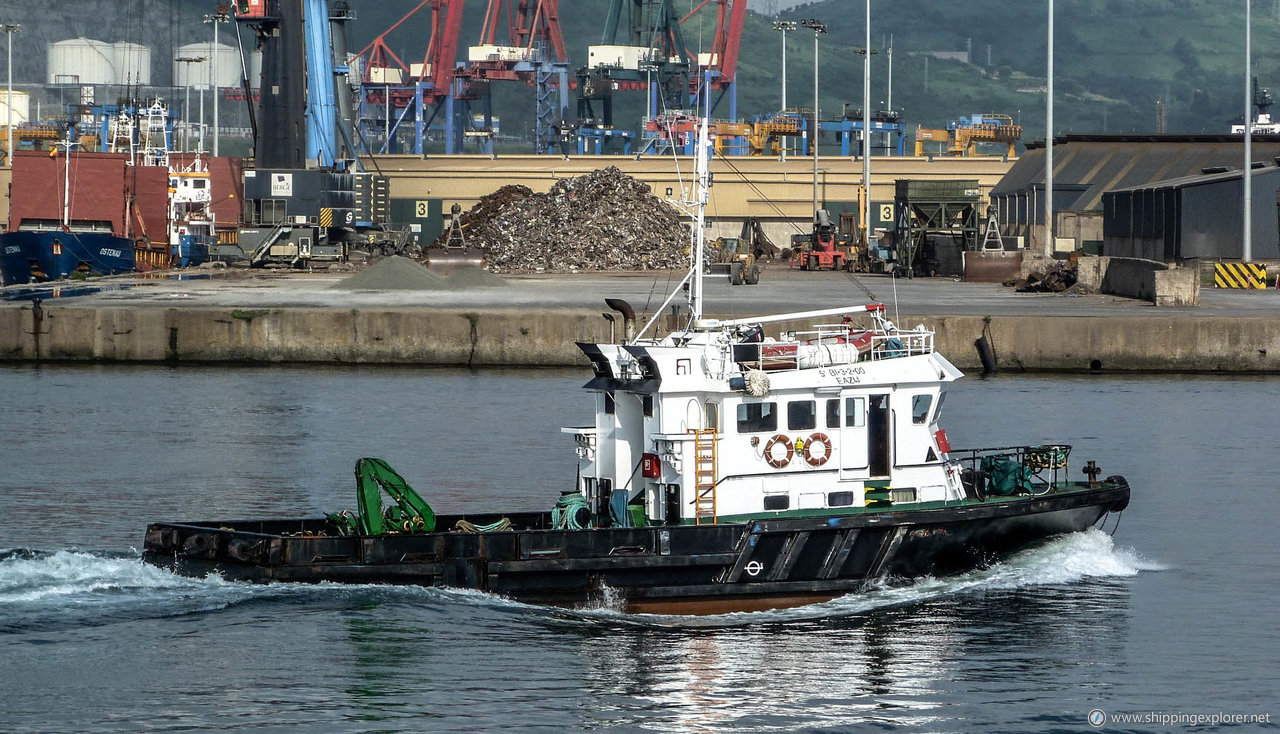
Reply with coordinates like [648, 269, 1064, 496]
[0, 365, 1275, 732]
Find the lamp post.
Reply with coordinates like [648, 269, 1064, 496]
[857, 1, 877, 246]
[887, 34, 893, 113]
[771, 21, 795, 112]
[1244, 0, 1252, 263]
[772, 20, 795, 160]
[176, 56, 206, 152]
[3, 24, 19, 168]
[802, 18, 826, 217]
[1045, 0, 1054, 258]
[204, 8, 230, 157]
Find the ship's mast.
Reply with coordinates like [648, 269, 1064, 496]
[692, 114, 709, 320]
[58, 131, 78, 229]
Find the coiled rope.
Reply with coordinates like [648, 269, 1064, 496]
[552, 493, 591, 530]
[454, 518, 512, 533]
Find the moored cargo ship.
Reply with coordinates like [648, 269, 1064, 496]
[0, 148, 167, 285]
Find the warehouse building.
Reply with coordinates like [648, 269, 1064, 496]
[1103, 163, 1280, 261]
[990, 134, 1280, 257]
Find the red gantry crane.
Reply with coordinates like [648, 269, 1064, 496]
[454, 0, 571, 154]
[354, 0, 466, 154]
[688, 0, 747, 119]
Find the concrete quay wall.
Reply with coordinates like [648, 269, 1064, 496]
[2, 305, 1278, 373]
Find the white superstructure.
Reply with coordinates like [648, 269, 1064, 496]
[563, 116, 965, 526]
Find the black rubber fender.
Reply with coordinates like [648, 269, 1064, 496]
[1105, 475, 1130, 512]
[975, 335, 997, 375]
[182, 533, 218, 559]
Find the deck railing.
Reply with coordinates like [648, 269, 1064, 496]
[948, 444, 1072, 498]
[732, 325, 934, 373]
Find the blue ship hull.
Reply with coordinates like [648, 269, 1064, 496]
[171, 233, 211, 269]
[0, 230, 135, 286]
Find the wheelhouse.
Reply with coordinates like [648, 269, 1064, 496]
[564, 304, 966, 526]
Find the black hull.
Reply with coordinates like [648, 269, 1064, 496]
[142, 479, 1129, 614]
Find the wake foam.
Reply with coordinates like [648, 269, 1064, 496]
[0, 549, 482, 634]
[0, 549, 218, 603]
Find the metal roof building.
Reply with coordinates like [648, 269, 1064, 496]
[989, 134, 1280, 254]
[1102, 164, 1280, 261]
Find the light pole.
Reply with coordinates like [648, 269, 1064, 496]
[176, 56, 206, 152]
[198, 70, 206, 153]
[887, 34, 893, 113]
[3, 24, 19, 168]
[1045, 0, 1054, 258]
[772, 20, 795, 160]
[771, 21, 795, 112]
[204, 8, 230, 157]
[1244, 0, 1252, 263]
[802, 18, 826, 217]
[857, 1, 877, 246]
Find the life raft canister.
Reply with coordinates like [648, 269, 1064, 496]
[934, 429, 951, 454]
[803, 432, 832, 466]
[764, 434, 793, 468]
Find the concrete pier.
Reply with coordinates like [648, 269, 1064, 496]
[2, 268, 1278, 372]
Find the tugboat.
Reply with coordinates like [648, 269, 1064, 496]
[142, 118, 1130, 614]
[166, 157, 215, 268]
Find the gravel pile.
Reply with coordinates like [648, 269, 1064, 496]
[331, 256, 509, 291]
[330, 256, 447, 290]
[430, 167, 691, 273]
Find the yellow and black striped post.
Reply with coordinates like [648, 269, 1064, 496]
[319, 208, 333, 228]
[1214, 262, 1267, 289]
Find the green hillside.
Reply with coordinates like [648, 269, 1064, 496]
[344, 0, 1275, 145]
[791, 0, 1278, 138]
[2, 0, 1269, 147]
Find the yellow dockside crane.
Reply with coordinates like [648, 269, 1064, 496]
[915, 113, 1022, 157]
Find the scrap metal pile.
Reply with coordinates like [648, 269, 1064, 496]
[1013, 260, 1081, 293]
[431, 167, 691, 273]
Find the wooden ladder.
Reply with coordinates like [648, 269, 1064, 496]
[691, 428, 718, 524]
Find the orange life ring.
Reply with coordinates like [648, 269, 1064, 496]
[764, 434, 793, 468]
[804, 432, 832, 467]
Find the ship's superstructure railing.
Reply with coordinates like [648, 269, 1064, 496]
[729, 322, 934, 374]
[866, 328, 933, 360]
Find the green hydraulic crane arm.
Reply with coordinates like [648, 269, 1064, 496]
[354, 457, 437, 535]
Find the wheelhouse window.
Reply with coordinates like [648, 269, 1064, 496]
[736, 402, 777, 433]
[705, 401, 719, 431]
[787, 400, 816, 431]
[845, 397, 866, 427]
[643, 394, 654, 417]
[912, 395, 933, 425]
[825, 399, 841, 429]
[604, 391, 615, 415]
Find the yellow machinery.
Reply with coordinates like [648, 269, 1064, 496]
[0, 123, 70, 164]
[712, 122, 753, 156]
[747, 114, 803, 156]
[708, 236, 760, 285]
[915, 114, 1021, 157]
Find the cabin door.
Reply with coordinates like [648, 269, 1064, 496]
[838, 394, 869, 480]
[705, 401, 720, 433]
[868, 394, 891, 477]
